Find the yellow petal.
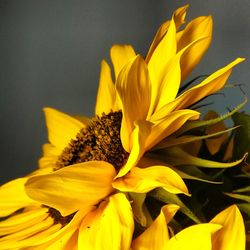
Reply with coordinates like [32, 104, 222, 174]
[38, 155, 57, 170]
[0, 207, 48, 236]
[165, 223, 222, 250]
[161, 58, 245, 113]
[39, 228, 78, 250]
[0, 178, 35, 217]
[17, 224, 63, 250]
[38, 143, 59, 170]
[25, 161, 116, 216]
[44, 107, 84, 150]
[79, 193, 134, 250]
[0, 216, 54, 246]
[42, 143, 61, 157]
[152, 36, 208, 114]
[113, 166, 189, 195]
[116, 55, 151, 152]
[95, 59, 116, 116]
[132, 204, 179, 250]
[146, 5, 188, 63]
[151, 49, 181, 114]
[0, 206, 91, 249]
[116, 121, 151, 178]
[147, 109, 200, 150]
[147, 17, 177, 115]
[210, 205, 246, 250]
[110, 44, 136, 79]
[177, 16, 213, 80]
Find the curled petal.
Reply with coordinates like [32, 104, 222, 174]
[116, 121, 151, 178]
[177, 15, 213, 80]
[146, 5, 189, 63]
[113, 166, 189, 195]
[25, 161, 116, 216]
[116, 55, 151, 152]
[210, 205, 246, 250]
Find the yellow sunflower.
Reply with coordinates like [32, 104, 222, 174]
[132, 204, 246, 250]
[0, 5, 245, 249]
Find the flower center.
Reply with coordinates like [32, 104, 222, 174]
[55, 111, 129, 171]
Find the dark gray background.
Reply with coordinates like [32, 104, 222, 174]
[0, 0, 249, 184]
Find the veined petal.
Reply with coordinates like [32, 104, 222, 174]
[146, 5, 188, 63]
[117, 55, 151, 152]
[159, 58, 245, 113]
[113, 166, 189, 195]
[147, 17, 177, 115]
[210, 205, 246, 250]
[165, 223, 222, 250]
[177, 16, 213, 80]
[79, 193, 134, 250]
[95, 59, 116, 116]
[0, 178, 35, 217]
[44, 108, 84, 151]
[147, 109, 200, 150]
[0, 216, 55, 249]
[0, 206, 92, 249]
[0, 207, 48, 236]
[110, 44, 136, 79]
[25, 161, 116, 216]
[116, 121, 151, 178]
[132, 204, 179, 250]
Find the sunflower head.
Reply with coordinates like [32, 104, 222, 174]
[56, 111, 129, 171]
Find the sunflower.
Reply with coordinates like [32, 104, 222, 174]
[131, 204, 246, 250]
[0, 5, 245, 249]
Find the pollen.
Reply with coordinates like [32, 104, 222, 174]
[55, 111, 129, 171]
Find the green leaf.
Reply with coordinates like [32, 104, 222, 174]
[155, 126, 239, 149]
[232, 111, 250, 161]
[177, 97, 247, 134]
[149, 188, 203, 224]
[172, 165, 223, 184]
[237, 203, 250, 217]
[233, 186, 250, 193]
[160, 147, 246, 168]
[224, 192, 250, 203]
